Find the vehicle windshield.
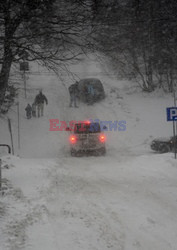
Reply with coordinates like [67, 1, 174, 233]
[74, 123, 101, 134]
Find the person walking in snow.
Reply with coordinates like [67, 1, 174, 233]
[32, 102, 36, 117]
[25, 104, 32, 119]
[34, 90, 48, 117]
[68, 81, 79, 108]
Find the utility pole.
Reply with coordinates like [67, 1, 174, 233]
[17, 102, 20, 150]
[173, 80, 176, 159]
[23, 66, 27, 98]
[19, 52, 29, 98]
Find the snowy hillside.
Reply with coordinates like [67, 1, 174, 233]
[0, 55, 177, 250]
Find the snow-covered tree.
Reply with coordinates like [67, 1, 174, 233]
[0, 0, 92, 104]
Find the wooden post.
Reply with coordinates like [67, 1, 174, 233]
[8, 118, 14, 155]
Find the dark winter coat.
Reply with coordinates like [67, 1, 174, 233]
[35, 93, 48, 105]
[25, 104, 32, 118]
[25, 104, 32, 112]
[68, 84, 79, 96]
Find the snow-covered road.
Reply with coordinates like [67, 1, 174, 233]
[1, 152, 177, 250]
[42, 154, 177, 250]
[1, 58, 177, 250]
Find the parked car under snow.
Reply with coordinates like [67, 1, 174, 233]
[150, 136, 177, 153]
[77, 78, 105, 105]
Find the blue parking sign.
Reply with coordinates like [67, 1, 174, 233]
[166, 107, 177, 121]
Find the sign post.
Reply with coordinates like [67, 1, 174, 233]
[0, 159, 2, 191]
[20, 53, 29, 98]
[17, 102, 20, 150]
[166, 107, 177, 158]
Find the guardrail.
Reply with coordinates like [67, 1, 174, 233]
[0, 144, 11, 154]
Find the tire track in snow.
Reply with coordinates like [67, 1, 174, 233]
[43, 157, 126, 250]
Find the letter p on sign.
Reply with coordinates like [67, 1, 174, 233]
[167, 107, 177, 121]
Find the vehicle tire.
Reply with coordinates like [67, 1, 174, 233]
[159, 144, 170, 153]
